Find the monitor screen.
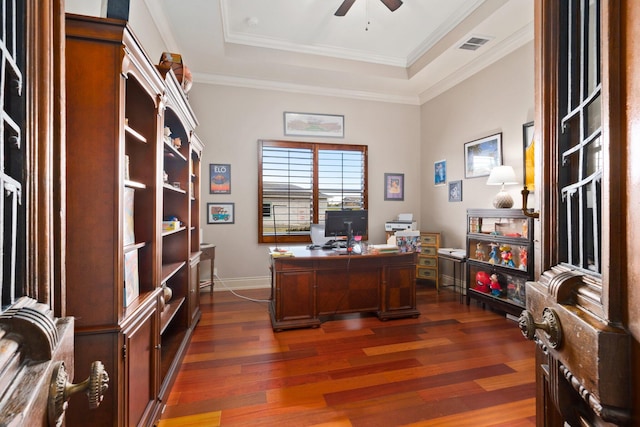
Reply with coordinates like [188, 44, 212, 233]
[324, 209, 368, 238]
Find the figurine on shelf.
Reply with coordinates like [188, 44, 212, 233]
[489, 273, 502, 296]
[488, 242, 500, 264]
[475, 242, 485, 261]
[475, 271, 491, 293]
[500, 245, 515, 268]
[163, 127, 172, 145]
[172, 137, 182, 149]
[518, 246, 528, 270]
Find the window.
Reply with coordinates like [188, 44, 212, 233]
[558, 0, 602, 274]
[1, 0, 26, 308]
[258, 140, 368, 244]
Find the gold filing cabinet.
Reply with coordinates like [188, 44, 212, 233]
[417, 232, 440, 289]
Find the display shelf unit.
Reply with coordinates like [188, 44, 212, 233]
[157, 53, 202, 405]
[64, 14, 202, 427]
[416, 232, 440, 288]
[465, 209, 533, 316]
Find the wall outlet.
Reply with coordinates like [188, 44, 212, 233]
[213, 267, 218, 277]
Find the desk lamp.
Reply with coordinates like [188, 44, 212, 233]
[486, 165, 518, 208]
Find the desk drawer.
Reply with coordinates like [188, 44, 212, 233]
[417, 267, 437, 279]
[421, 234, 438, 245]
[417, 256, 437, 268]
[421, 246, 437, 256]
[274, 259, 314, 270]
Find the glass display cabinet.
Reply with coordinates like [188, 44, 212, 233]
[465, 209, 534, 316]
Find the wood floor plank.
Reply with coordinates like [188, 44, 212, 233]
[160, 286, 536, 426]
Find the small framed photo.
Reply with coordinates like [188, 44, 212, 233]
[210, 164, 231, 194]
[434, 159, 446, 185]
[284, 112, 344, 138]
[523, 121, 535, 191]
[448, 180, 463, 202]
[464, 133, 503, 178]
[207, 202, 234, 224]
[384, 173, 404, 201]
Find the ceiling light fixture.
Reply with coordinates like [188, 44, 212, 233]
[334, 0, 403, 17]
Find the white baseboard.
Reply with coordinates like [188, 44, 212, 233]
[212, 275, 270, 291]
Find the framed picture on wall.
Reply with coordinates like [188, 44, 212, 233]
[448, 180, 463, 202]
[522, 121, 534, 191]
[384, 173, 404, 201]
[207, 202, 234, 224]
[210, 164, 231, 194]
[464, 132, 503, 178]
[283, 112, 344, 138]
[434, 159, 446, 185]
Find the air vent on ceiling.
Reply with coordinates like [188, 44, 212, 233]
[459, 36, 491, 51]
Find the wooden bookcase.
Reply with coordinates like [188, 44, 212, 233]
[64, 14, 202, 426]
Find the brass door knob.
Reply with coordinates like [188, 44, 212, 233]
[48, 360, 109, 427]
[518, 308, 562, 349]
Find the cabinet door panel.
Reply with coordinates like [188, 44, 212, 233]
[124, 303, 158, 427]
[276, 271, 315, 321]
[383, 263, 416, 312]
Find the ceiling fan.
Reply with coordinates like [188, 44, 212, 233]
[334, 0, 403, 16]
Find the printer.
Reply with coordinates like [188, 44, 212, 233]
[385, 213, 417, 232]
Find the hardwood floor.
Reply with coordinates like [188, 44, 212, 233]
[159, 284, 536, 426]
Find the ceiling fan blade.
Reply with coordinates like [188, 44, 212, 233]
[334, 0, 356, 16]
[380, 0, 403, 12]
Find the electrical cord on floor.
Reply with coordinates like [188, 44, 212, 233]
[213, 272, 271, 303]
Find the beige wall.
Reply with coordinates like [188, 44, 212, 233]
[420, 41, 535, 250]
[188, 85, 421, 283]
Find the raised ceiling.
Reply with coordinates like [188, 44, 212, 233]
[146, 0, 533, 105]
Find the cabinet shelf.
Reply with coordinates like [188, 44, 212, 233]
[163, 182, 187, 194]
[125, 179, 147, 189]
[125, 123, 147, 143]
[164, 141, 187, 162]
[160, 296, 186, 334]
[124, 241, 146, 253]
[162, 226, 186, 237]
[161, 261, 186, 284]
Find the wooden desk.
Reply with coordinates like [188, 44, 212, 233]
[269, 247, 419, 331]
[199, 243, 216, 292]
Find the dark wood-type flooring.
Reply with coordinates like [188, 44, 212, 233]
[158, 284, 536, 426]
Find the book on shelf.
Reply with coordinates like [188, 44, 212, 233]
[162, 220, 181, 231]
[123, 187, 135, 245]
[124, 249, 140, 307]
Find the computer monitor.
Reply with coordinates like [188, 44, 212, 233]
[324, 209, 368, 239]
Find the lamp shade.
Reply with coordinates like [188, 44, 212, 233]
[486, 165, 518, 186]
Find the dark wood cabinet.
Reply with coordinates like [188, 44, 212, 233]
[64, 14, 202, 426]
[270, 248, 419, 331]
[465, 209, 534, 317]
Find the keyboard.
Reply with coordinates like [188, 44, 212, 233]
[322, 239, 347, 250]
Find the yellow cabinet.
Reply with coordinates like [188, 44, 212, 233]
[417, 232, 440, 289]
